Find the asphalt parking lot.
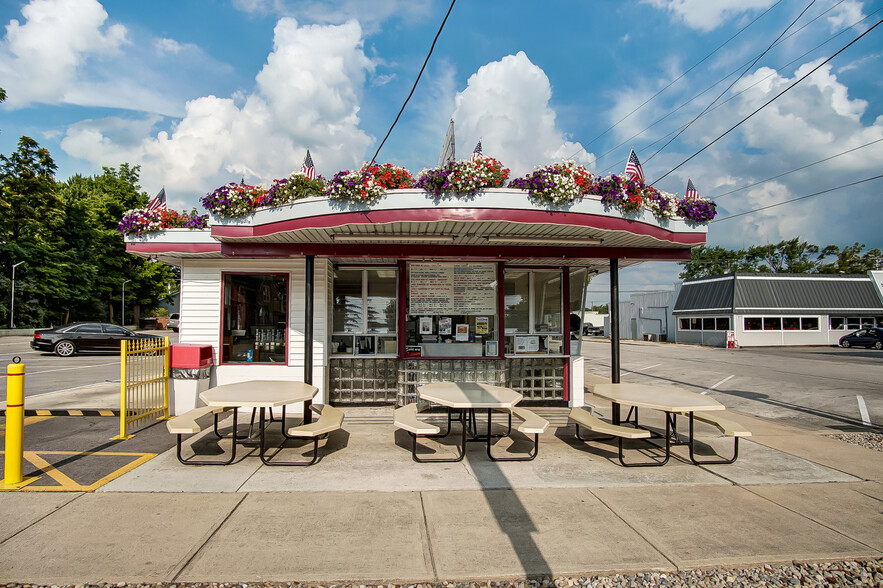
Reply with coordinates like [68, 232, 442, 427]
[579, 337, 882, 432]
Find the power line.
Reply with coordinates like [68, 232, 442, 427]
[592, 1, 874, 176]
[710, 174, 883, 223]
[710, 137, 883, 199]
[568, 0, 785, 162]
[368, 0, 456, 166]
[643, 0, 819, 165]
[650, 18, 882, 184]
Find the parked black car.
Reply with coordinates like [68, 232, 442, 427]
[31, 323, 161, 357]
[838, 327, 883, 349]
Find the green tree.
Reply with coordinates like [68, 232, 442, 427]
[678, 245, 749, 279]
[817, 242, 883, 274]
[61, 165, 177, 325]
[744, 238, 820, 273]
[0, 136, 64, 327]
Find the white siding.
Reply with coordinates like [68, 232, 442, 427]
[178, 258, 331, 404]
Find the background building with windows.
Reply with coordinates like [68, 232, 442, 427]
[672, 272, 883, 347]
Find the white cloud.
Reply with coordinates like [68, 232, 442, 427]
[233, 0, 432, 33]
[61, 17, 375, 207]
[0, 0, 128, 107]
[826, 0, 866, 33]
[451, 52, 595, 177]
[642, 0, 777, 32]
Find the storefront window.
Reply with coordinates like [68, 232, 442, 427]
[332, 267, 398, 356]
[503, 269, 564, 355]
[222, 273, 288, 364]
[763, 317, 782, 330]
[744, 317, 762, 330]
[783, 317, 800, 330]
[504, 271, 530, 333]
[801, 317, 819, 330]
[716, 317, 730, 330]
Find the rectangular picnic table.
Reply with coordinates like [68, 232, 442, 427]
[592, 382, 727, 465]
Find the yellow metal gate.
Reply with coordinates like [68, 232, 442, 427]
[116, 336, 170, 439]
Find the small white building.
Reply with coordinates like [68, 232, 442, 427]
[672, 272, 883, 347]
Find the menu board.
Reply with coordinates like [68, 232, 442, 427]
[410, 262, 497, 315]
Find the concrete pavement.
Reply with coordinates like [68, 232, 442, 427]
[1, 399, 881, 584]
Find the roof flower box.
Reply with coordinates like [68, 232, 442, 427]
[119, 156, 718, 235]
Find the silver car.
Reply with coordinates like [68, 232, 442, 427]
[167, 313, 179, 332]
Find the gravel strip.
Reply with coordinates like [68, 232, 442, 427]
[3, 559, 882, 587]
[826, 432, 883, 452]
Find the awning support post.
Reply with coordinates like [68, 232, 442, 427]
[610, 258, 620, 384]
[304, 254, 314, 423]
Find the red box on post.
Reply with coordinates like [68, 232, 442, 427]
[170, 344, 214, 368]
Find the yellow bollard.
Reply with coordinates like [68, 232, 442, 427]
[4, 360, 39, 489]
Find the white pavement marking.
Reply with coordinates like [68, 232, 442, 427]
[25, 380, 120, 398]
[25, 361, 120, 376]
[702, 374, 735, 395]
[857, 395, 872, 426]
[621, 363, 661, 376]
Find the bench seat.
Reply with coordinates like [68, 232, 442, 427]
[394, 403, 441, 436]
[689, 411, 752, 437]
[262, 404, 345, 466]
[168, 406, 237, 465]
[510, 407, 549, 435]
[568, 407, 651, 439]
[286, 404, 345, 438]
[569, 407, 670, 467]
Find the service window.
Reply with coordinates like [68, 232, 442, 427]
[702, 318, 716, 330]
[716, 317, 730, 330]
[502, 269, 564, 355]
[405, 262, 499, 357]
[332, 268, 398, 356]
[679, 318, 690, 330]
[222, 273, 288, 364]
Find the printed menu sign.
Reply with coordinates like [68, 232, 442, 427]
[410, 262, 496, 314]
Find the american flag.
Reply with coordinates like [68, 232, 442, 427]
[685, 178, 698, 198]
[146, 187, 166, 211]
[624, 148, 644, 182]
[471, 139, 482, 160]
[302, 149, 316, 180]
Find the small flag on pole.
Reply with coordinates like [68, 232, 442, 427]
[302, 148, 316, 180]
[624, 148, 644, 182]
[685, 178, 698, 198]
[471, 138, 483, 161]
[146, 187, 166, 211]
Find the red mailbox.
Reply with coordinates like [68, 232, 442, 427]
[170, 344, 214, 368]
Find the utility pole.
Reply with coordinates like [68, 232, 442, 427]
[10, 261, 25, 329]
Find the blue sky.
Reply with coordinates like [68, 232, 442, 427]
[1, 0, 881, 297]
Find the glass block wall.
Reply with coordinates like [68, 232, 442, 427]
[328, 358, 565, 405]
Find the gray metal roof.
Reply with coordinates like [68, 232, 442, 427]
[674, 273, 883, 315]
[673, 275, 735, 314]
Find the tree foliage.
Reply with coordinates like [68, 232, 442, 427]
[0, 137, 178, 327]
[680, 238, 882, 279]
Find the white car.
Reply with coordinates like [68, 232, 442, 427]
[167, 313, 179, 332]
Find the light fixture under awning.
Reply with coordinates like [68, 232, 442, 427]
[331, 234, 456, 243]
[485, 236, 602, 245]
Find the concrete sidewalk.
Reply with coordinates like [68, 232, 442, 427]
[0, 405, 881, 584]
